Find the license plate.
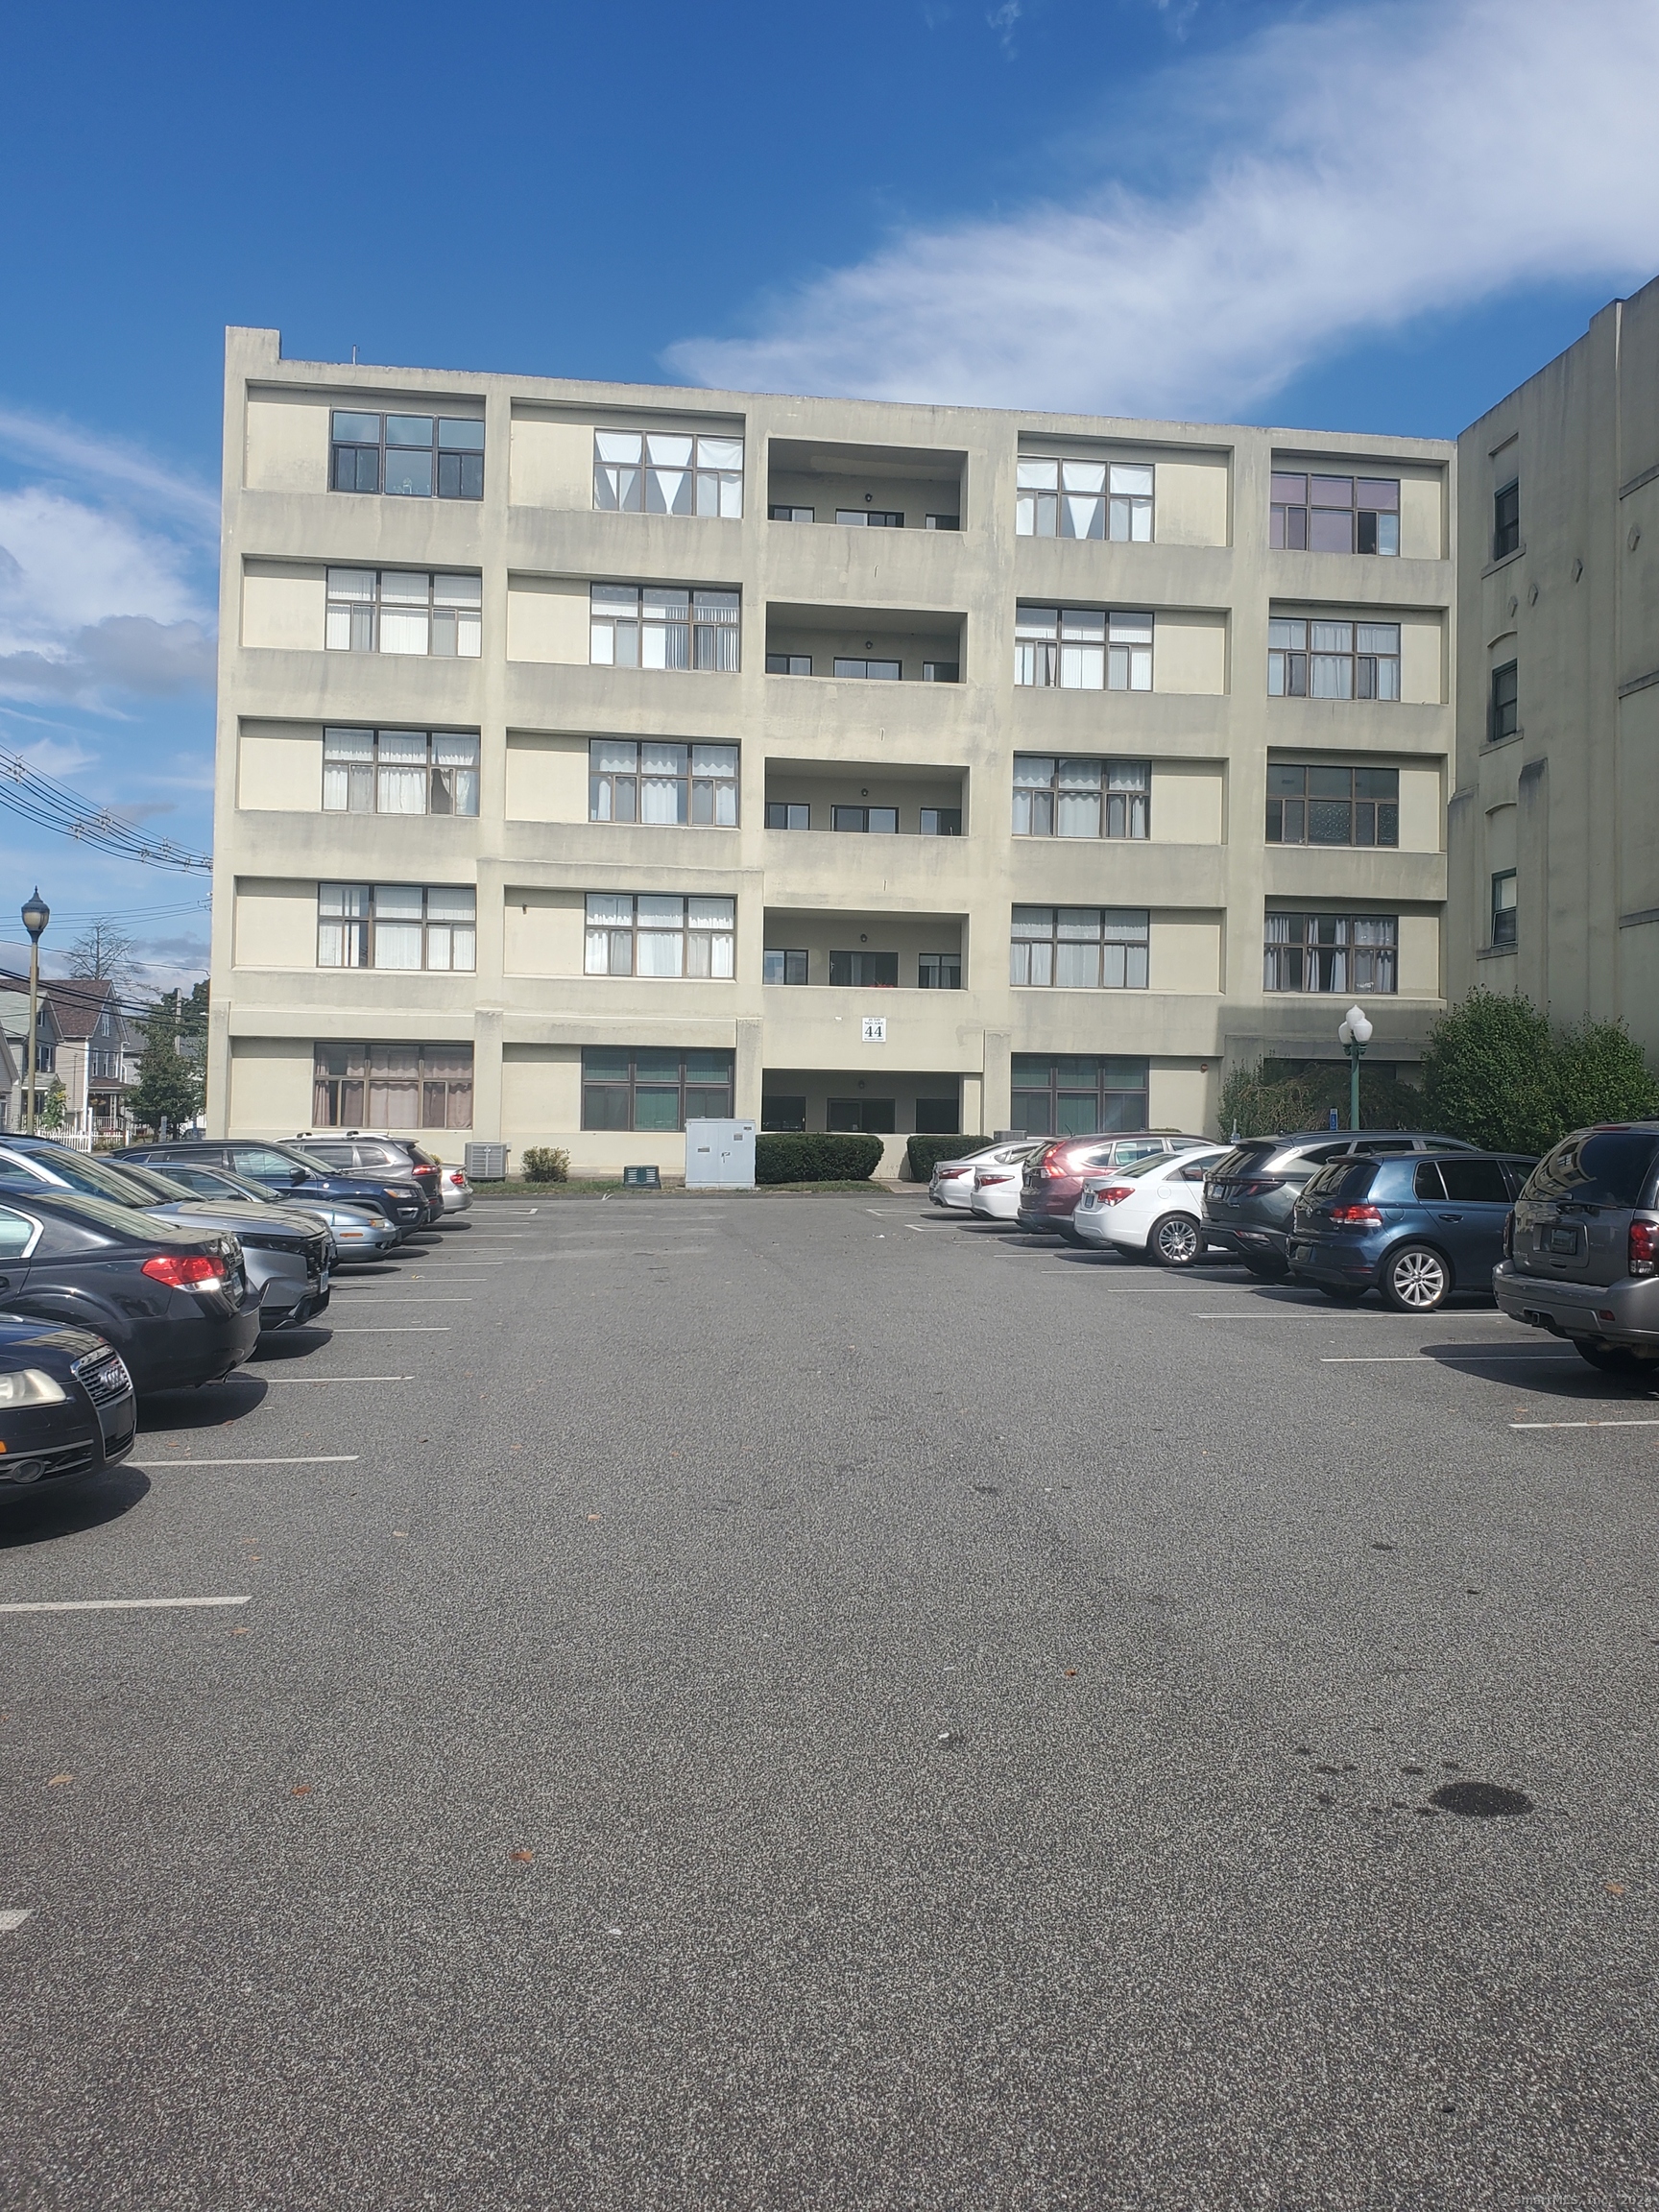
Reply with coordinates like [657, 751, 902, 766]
[1546, 1226, 1581, 1256]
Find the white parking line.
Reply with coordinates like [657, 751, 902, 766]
[328, 1326, 452, 1333]
[259, 1374, 415, 1383]
[137, 1455, 359, 1467]
[0, 1596, 252, 1614]
[327, 1298, 473, 1305]
[1510, 1418, 1659, 1431]
[1320, 1351, 1581, 1363]
[0, 1911, 33, 1933]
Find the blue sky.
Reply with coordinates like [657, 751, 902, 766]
[1, 0, 1654, 992]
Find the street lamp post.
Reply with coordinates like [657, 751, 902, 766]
[1337, 1003, 1373, 1132]
[20, 889, 49, 1137]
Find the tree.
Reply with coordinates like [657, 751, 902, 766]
[1215, 1057, 1426, 1142]
[38, 1076, 66, 1133]
[1550, 1016, 1659, 1131]
[65, 918, 138, 991]
[1422, 988, 1659, 1154]
[128, 991, 204, 1136]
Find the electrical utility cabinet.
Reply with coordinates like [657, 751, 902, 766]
[684, 1118, 756, 1189]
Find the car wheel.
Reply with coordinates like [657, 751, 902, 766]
[1319, 1284, 1367, 1304]
[1572, 1338, 1644, 1375]
[1382, 1243, 1451, 1312]
[1242, 1253, 1287, 1281]
[1148, 1213, 1202, 1268]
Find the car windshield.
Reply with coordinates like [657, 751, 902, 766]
[1209, 1143, 1279, 1177]
[1526, 1130, 1659, 1209]
[0, 1144, 154, 1206]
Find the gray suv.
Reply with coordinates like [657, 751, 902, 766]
[1495, 1123, 1659, 1372]
[1204, 1129, 1479, 1278]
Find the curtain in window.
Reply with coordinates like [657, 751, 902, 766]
[432, 732, 480, 815]
[324, 728, 373, 812]
[372, 885, 424, 970]
[367, 1045, 420, 1126]
[376, 731, 428, 814]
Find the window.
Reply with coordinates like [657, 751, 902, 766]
[589, 585, 739, 672]
[831, 657, 902, 681]
[1491, 871, 1518, 948]
[581, 1047, 733, 1131]
[1016, 459, 1153, 541]
[584, 895, 734, 978]
[829, 1098, 897, 1134]
[1012, 756, 1149, 839]
[921, 807, 961, 836]
[766, 653, 812, 675]
[312, 1044, 473, 1129]
[329, 412, 485, 499]
[325, 570, 482, 656]
[835, 508, 903, 528]
[1266, 766, 1399, 847]
[323, 729, 480, 816]
[1263, 914, 1398, 994]
[828, 950, 899, 987]
[925, 514, 960, 532]
[1489, 661, 1518, 742]
[761, 1094, 806, 1130]
[1270, 473, 1399, 555]
[317, 885, 476, 973]
[763, 949, 808, 985]
[1268, 619, 1400, 700]
[831, 805, 898, 833]
[588, 740, 738, 826]
[769, 505, 813, 522]
[593, 431, 743, 517]
[1012, 1053, 1149, 1137]
[765, 802, 809, 830]
[921, 661, 959, 683]
[918, 953, 962, 989]
[1010, 907, 1149, 989]
[1493, 479, 1520, 561]
[1015, 608, 1152, 690]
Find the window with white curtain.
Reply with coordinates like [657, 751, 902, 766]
[593, 430, 744, 517]
[1262, 913, 1397, 994]
[1016, 458, 1154, 541]
[317, 885, 476, 972]
[584, 894, 736, 978]
[1012, 756, 1150, 838]
[323, 729, 479, 816]
[1268, 618, 1401, 699]
[589, 585, 740, 671]
[588, 739, 738, 825]
[1015, 608, 1153, 690]
[1010, 906, 1150, 988]
[325, 570, 482, 656]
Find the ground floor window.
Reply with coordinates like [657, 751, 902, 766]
[581, 1047, 734, 1131]
[1011, 1054, 1149, 1137]
[761, 1094, 806, 1131]
[913, 1097, 959, 1133]
[313, 1043, 473, 1129]
[828, 1096, 896, 1134]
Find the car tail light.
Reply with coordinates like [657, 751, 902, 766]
[1629, 1217, 1659, 1276]
[1038, 1160, 1069, 1179]
[1329, 1204, 1383, 1227]
[1234, 1177, 1283, 1198]
[1095, 1184, 1135, 1206]
[142, 1253, 228, 1290]
[980, 1173, 1013, 1187]
[937, 1166, 968, 1182]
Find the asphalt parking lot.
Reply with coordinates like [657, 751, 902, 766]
[2, 1190, 1657, 2210]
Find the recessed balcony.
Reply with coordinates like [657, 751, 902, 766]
[766, 438, 967, 534]
[764, 603, 965, 686]
[763, 759, 966, 838]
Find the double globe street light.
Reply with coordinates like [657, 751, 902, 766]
[1337, 1002, 1373, 1132]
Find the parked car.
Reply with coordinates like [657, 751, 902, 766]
[1072, 1144, 1231, 1266]
[437, 1163, 472, 1214]
[1203, 1131, 1481, 1279]
[0, 1312, 136, 1503]
[1287, 1150, 1536, 1310]
[1495, 1123, 1659, 1369]
[0, 1138, 331, 1333]
[971, 1155, 1039, 1220]
[121, 1140, 426, 1235]
[0, 1190, 259, 1394]
[931, 1142, 1038, 1211]
[115, 1153, 398, 1262]
[1018, 1134, 1211, 1240]
[295, 1134, 445, 1224]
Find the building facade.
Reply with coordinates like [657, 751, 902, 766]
[211, 327, 1455, 1171]
[1450, 273, 1659, 1055]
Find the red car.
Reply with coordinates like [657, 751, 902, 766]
[1017, 1132, 1211, 1239]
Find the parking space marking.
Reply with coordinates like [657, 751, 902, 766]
[327, 1297, 473, 1305]
[259, 1374, 415, 1383]
[329, 1325, 452, 1333]
[1320, 1351, 1581, 1363]
[0, 1911, 34, 1933]
[1510, 1417, 1659, 1431]
[133, 1455, 360, 1467]
[0, 1596, 252, 1615]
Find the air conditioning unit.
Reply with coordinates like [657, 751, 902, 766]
[464, 1142, 510, 1182]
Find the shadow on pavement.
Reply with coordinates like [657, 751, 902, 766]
[249, 1328, 332, 1362]
[0, 1466, 152, 1549]
[136, 1372, 270, 1430]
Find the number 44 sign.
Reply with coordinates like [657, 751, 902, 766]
[860, 1017, 887, 1044]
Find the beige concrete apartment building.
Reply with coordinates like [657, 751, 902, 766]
[211, 326, 1455, 1172]
[1450, 273, 1659, 1056]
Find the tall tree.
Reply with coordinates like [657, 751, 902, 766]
[65, 918, 138, 991]
[127, 991, 204, 1136]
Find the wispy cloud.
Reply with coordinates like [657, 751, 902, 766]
[669, 0, 1659, 418]
[0, 406, 219, 539]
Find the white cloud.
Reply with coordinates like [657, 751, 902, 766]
[0, 407, 219, 538]
[669, 0, 1659, 417]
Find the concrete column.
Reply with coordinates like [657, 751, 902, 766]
[981, 1027, 1011, 1132]
[206, 1005, 232, 1136]
[960, 1070, 984, 1136]
[472, 1008, 504, 1145]
[734, 1017, 763, 1119]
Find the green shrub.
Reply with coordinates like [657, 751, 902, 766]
[755, 1133, 883, 1184]
[1420, 988, 1659, 1154]
[521, 1145, 570, 1183]
[1550, 1016, 1659, 1134]
[905, 1133, 987, 1180]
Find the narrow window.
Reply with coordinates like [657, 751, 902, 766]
[1493, 479, 1520, 561]
[1108, 464, 1154, 542]
[762, 949, 808, 984]
[918, 953, 962, 989]
[1491, 871, 1518, 947]
[1489, 660, 1519, 741]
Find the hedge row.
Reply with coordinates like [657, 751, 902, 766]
[754, 1133, 883, 1184]
[904, 1133, 989, 1180]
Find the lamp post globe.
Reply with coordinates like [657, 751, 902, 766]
[19, 888, 49, 1137]
[1339, 1003, 1371, 1132]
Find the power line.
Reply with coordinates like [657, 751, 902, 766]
[0, 751, 212, 874]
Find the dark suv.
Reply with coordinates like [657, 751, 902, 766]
[1203, 1130, 1479, 1278]
[1017, 1133, 1210, 1238]
[1495, 1123, 1659, 1371]
[294, 1134, 445, 1225]
[1288, 1150, 1535, 1310]
[121, 1141, 426, 1235]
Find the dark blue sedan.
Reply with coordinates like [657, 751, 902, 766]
[1287, 1150, 1537, 1311]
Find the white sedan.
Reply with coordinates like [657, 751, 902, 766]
[1071, 1144, 1230, 1265]
[970, 1148, 1040, 1219]
[931, 1142, 1036, 1211]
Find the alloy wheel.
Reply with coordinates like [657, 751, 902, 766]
[1150, 1214, 1200, 1268]
[1384, 1244, 1449, 1311]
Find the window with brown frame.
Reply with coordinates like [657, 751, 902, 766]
[312, 1044, 473, 1129]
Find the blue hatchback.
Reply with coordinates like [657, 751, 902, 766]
[1287, 1150, 1536, 1311]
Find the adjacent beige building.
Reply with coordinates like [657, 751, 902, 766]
[1450, 272, 1659, 1054]
[212, 326, 1455, 1171]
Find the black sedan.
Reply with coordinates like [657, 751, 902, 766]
[0, 1312, 136, 1503]
[0, 1190, 261, 1395]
